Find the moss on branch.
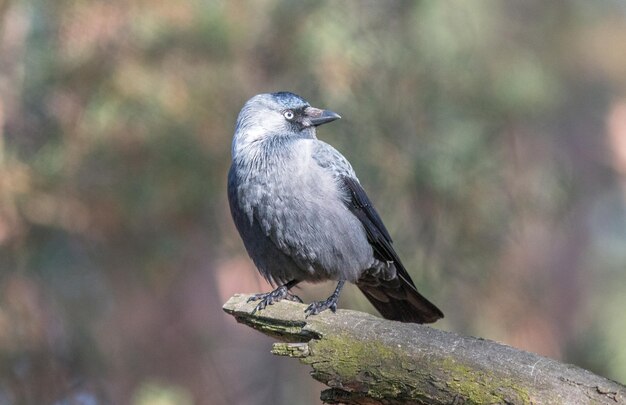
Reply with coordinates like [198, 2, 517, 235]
[223, 294, 626, 405]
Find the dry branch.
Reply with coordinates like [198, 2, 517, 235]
[223, 294, 626, 404]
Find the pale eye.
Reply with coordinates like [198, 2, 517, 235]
[283, 110, 295, 120]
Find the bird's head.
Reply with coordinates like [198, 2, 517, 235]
[232, 92, 340, 157]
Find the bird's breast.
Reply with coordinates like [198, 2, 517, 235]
[230, 140, 373, 281]
[235, 141, 336, 207]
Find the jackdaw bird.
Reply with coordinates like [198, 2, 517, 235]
[227, 92, 443, 323]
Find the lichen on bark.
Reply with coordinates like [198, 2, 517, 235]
[223, 294, 626, 405]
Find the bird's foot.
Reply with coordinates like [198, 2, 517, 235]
[284, 292, 303, 303]
[247, 285, 301, 314]
[304, 295, 339, 318]
[304, 280, 345, 318]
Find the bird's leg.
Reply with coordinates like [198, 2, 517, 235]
[247, 279, 301, 314]
[305, 280, 345, 318]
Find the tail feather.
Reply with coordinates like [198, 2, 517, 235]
[358, 280, 443, 324]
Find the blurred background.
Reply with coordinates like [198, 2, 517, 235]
[1, 1, 626, 404]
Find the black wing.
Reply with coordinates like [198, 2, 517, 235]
[342, 176, 443, 323]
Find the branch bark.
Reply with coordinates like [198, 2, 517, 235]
[223, 294, 626, 405]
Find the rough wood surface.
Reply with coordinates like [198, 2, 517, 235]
[223, 293, 626, 404]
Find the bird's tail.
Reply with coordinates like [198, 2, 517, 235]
[357, 274, 443, 324]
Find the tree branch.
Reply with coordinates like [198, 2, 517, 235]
[223, 294, 626, 404]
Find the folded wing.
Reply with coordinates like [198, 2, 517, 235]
[341, 176, 444, 324]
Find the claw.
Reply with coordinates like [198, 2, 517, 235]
[247, 293, 266, 303]
[250, 287, 286, 313]
[247, 280, 300, 314]
[304, 298, 338, 318]
[285, 293, 303, 303]
[304, 280, 345, 318]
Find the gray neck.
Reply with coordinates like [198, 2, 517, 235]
[232, 132, 299, 175]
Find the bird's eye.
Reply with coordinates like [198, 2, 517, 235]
[283, 110, 295, 120]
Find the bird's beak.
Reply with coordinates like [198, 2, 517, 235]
[305, 107, 341, 127]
